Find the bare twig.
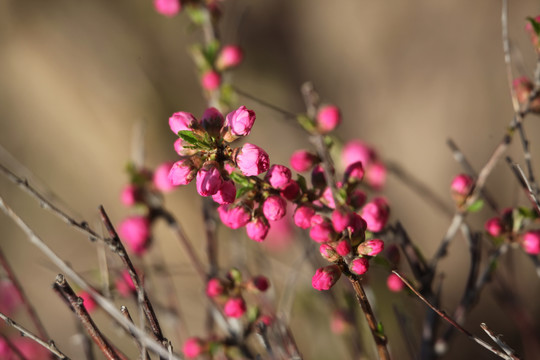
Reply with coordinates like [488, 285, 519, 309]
[0, 311, 69, 359]
[121, 306, 151, 360]
[481, 323, 519, 358]
[506, 158, 540, 215]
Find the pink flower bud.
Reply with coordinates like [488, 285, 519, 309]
[218, 204, 251, 229]
[290, 150, 318, 172]
[344, 161, 364, 183]
[246, 217, 270, 242]
[224, 297, 247, 318]
[312, 265, 341, 291]
[331, 310, 352, 334]
[196, 162, 223, 197]
[235, 143, 270, 176]
[321, 186, 336, 209]
[249, 276, 270, 292]
[206, 278, 225, 297]
[212, 180, 236, 204]
[266, 164, 292, 189]
[522, 230, 540, 255]
[118, 216, 150, 256]
[316, 105, 341, 134]
[216, 45, 243, 69]
[358, 239, 385, 256]
[183, 337, 204, 359]
[263, 195, 287, 221]
[116, 270, 136, 297]
[120, 184, 138, 206]
[201, 107, 224, 136]
[350, 257, 369, 275]
[310, 220, 337, 243]
[281, 180, 300, 200]
[348, 213, 367, 237]
[201, 70, 221, 91]
[361, 197, 390, 233]
[485, 217, 504, 237]
[154, 0, 181, 17]
[153, 162, 176, 192]
[311, 165, 327, 188]
[169, 111, 198, 134]
[320, 243, 340, 262]
[78, 291, 97, 313]
[173, 138, 197, 156]
[335, 240, 351, 256]
[342, 140, 376, 168]
[451, 174, 474, 196]
[332, 210, 352, 232]
[348, 190, 367, 209]
[294, 205, 315, 229]
[0, 279, 22, 316]
[387, 273, 405, 292]
[169, 159, 198, 186]
[226, 105, 256, 137]
[366, 161, 387, 190]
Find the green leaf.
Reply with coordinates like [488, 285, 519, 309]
[203, 39, 221, 64]
[236, 184, 254, 199]
[178, 130, 201, 146]
[518, 206, 537, 220]
[527, 17, 540, 37]
[376, 322, 385, 336]
[467, 199, 484, 213]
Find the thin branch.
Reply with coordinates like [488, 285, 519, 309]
[232, 86, 298, 120]
[53, 275, 125, 360]
[506, 158, 540, 215]
[121, 306, 151, 360]
[0, 311, 69, 359]
[481, 323, 519, 359]
[391, 271, 518, 360]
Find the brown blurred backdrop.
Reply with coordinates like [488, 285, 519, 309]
[1, 0, 540, 359]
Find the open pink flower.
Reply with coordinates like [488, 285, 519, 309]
[235, 143, 269, 176]
[312, 265, 341, 291]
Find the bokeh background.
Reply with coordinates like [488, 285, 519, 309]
[1, 0, 540, 359]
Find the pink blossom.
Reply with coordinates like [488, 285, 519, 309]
[312, 265, 341, 291]
[281, 180, 300, 200]
[335, 240, 351, 256]
[344, 161, 364, 183]
[310, 221, 336, 243]
[348, 190, 367, 209]
[196, 162, 223, 196]
[218, 205, 251, 229]
[361, 197, 389, 233]
[320, 243, 340, 262]
[451, 174, 474, 196]
[485, 217, 504, 237]
[311, 165, 327, 188]
[246, 217, 270, 242]
[350, 257, 369, 275]
[201, 107, 224, 136]
[226, 105, 256, 137]
[387, 273, 405, 292]
[206, 278, 224, 297]
[169, 159, 197, 186]
[235, 143, 269, 176]
[348, 213, 367, 236]
[358, 239, 385, 256]
[154, 0, 181, 17]
[224, 297, 246, 318]
[183, 337, 204, 359]
[120, 184, 138, 206]
[342, 140, 376, 168]
[249, 276, 270, 292]
[366, 161, 387, 189]
[153, 162, 176, 192]
[263, 195, 287, 221]
[290, 150, 317, 172]
[216, 45, 243, 69]
[321, 186, 336, 209]
[332, 210, 352, 232]
[201, 70, 221, 91]
[169, 111, 197, 134]
[316, 105, 341, 134]
[78, 291, 97, 313]
[522, 230, 540, 255]
[0, 280, 22, 316]
[330, 310, 351, 334]
[266, 164, 292, 189]
[116, 270, 136, 297]
[118, 216, 150, 255]
[212, 180, 236, 204]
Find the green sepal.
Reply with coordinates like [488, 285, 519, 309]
[527, 17, 540, 37]
[467, 199, 484, 213]
[518, 206, 538, 220]
[185, 5, 205, 26]
[376, 322, 385, 336]
[125, 162, 148, 186]
[177, 130, 212, 149]
[203, 39, 221, 65]
[297, 114, 316, 133]
[227, 268, 243, 285]
[230, 172, 250, 187]
[247, 305, 260, 323]
[296, 174, 308, 193]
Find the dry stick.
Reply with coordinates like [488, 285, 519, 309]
[506, 158, 540, 215]
[0, 311, 69, 359]
[481, 323, 519, 358]
[121, 306, 151, 360]
[0, 196, 183, 360]
[98, 206, 166, 346]
[53, 275, 125, 360]
[391, 270, 519, 360]
[0, 247, 49, 341]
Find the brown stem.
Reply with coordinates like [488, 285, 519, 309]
[98, 206, 166, 345]
[121, 306, 151, 360]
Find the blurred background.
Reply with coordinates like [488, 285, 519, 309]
[1, 0, 540, 359]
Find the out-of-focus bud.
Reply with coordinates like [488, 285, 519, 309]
[522, 230, 540, 255]
[344, 161, 364, 183]
[290, 150, 318, 172]
[201, 70, 221, 91]
[206, 278, 225, 297]
[78, 291, 97, 313]
[216, 45, 243, 70]
[182, 337, 205, 359]
[484, 217, 504, 237]
[342, 140, 376, 168]
[281, 180, 300, 200]
[512, 76, 540, 113]
[154, 0, 181, 17]
[118, 216, 151, 256]
[247, 276, 270, 292]
[366, 161, 387, 190]
[224, 297, 247, 318]
[360, 197, 390, 233]
[316, 105, 341, 134]
[153, 162, 177, 192]
[525, 16, 540, 54]
[387, 273, 405, 292]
